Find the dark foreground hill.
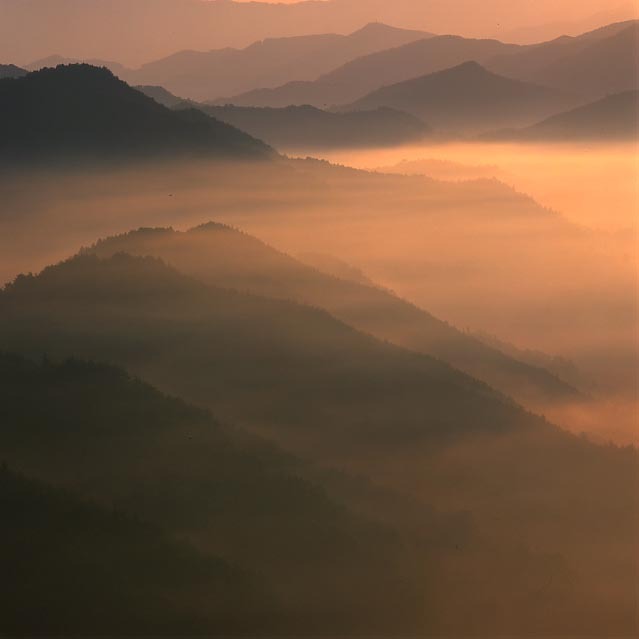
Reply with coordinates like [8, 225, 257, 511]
[0, 252, 636, 634]
[190, 103, 431, 149]
[87, 224, 581, 408]
[345, 61, 573, 134]
[489, 90, 639, 141]
[0, 64, 272, 163]
[0, 352, 429, 635]
[0, 462, 255, 635]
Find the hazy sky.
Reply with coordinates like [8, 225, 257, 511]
[1, 0, 636, 66]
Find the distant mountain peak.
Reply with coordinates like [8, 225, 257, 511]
[351, 22, 421, 36]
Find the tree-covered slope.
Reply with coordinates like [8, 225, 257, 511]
[86, 224, 582, 408]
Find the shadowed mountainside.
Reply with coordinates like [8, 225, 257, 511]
[86, 224, 582, 408]
[0, 352, 436, 635]
[0, 252, 543, 454]
[0, 252, 636, 635]
[0, 64, 273, 163]
[344, 61, 573, 133]
[0, 461, 257, 635]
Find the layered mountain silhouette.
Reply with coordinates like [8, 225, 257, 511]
[1, 249, 636, 635]
[132, 23, 432, 102]
[218, 21, 636, 109]
[86, 224, 581, 408]
[188, 104, 431, 149]
[488, 90, 639, 141]
[0, 63, 26, 79]
[0, 64, 272, 163]
[216, 34, 522, 107]
[0, 251, 544, 452]
[344, 61, 573, 133]
[487, 21, 639, 98]
[3, 0, 637, 66]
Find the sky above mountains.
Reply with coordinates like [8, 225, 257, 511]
[2, 0, 637, 66]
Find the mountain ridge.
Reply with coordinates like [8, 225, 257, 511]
[345, 61, 573, 133]
[0, 64, 273, 163]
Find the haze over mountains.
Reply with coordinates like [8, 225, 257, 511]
[490, 90, 639, 141]
[344, 61, 572, 134]
[1, 3, 637, 636]
[219, 20, 637, 111]
[132, 23, 431, 102]
[85, 223, 582, 408]
[185, 103, 431, 149]
[488, 20, 639, 97]
[1, 233, 636, 635]
[218, 34, 521, 108]
[9, 18, 635, 142]
[2, 0, 636, 65]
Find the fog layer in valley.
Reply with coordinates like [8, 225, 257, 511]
[1, 142, 636, 445]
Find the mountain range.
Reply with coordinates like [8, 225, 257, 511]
[218, 21, 637, 110]
[85, 223, 581, 409]
[131, 23, 431, 102]
[0, 237, 636, 635]
[488, 21, 639, 98]
[3, 0, 636, 66]
[216, 34, 521, 108]
[344, 61, 573, 134]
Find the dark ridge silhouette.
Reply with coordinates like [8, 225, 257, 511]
[0, 253, 636, 635]
[132, 22, 433, 102]
[0, 64, 273, 164]
[0, 461, 256, 635]
[344, 61, 575, 134]
[0, 63, 26, 79]
[0, 251, 541, 452]
[87, 224, 583, 408]
[188, 103, 431, 149]
[215, 34, 522, 108]
[487, 90, 639, 141]
[487, 21, 639, 97]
